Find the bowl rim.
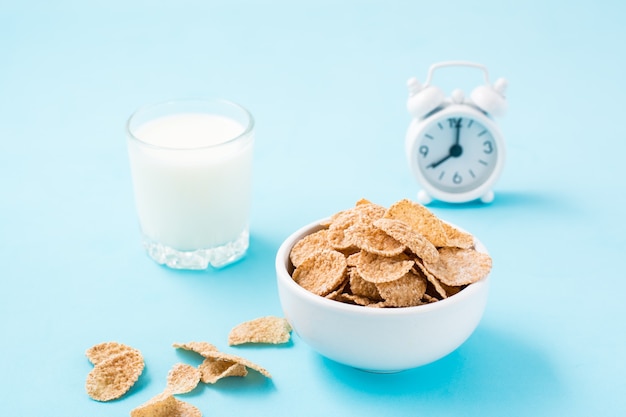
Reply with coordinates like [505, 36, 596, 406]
[275, 217, 490, 316]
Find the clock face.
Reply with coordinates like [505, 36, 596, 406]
[415, 114, 498, 194]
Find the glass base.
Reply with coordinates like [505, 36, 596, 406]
[142, 230, 249, 270]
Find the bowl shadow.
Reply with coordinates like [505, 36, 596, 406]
[313, 325, 562, 411]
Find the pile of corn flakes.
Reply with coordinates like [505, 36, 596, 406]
[289, 199, 492, 307]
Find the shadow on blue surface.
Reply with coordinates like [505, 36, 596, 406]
[314, 325, 561, 411]
[426, 189, 571, 211]
[126, 364, 153, 400]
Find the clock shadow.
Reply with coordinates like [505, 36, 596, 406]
[424, 190, 554, 210]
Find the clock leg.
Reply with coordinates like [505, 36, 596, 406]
[480, 190, 494, 204]
[417, 190, 432, 205]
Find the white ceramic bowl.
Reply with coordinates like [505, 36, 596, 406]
[275, 218, 490, 372]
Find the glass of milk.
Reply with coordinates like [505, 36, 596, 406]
[126, 99, 254, 269]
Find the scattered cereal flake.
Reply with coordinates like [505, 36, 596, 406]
[289, 229, 332, 267]
[198, 358, 248, 384]
[166, 363, 201, 395]
[228, 316, 292, 346]
[85, 349, 144, 402]
[383, 199, 449, 247]
[356, 251, 414, 284]
[172, 342, 271, 379]
[172, 342, 219, 357]
[424, 247, 492, 286]
[292, 250, 347, 296]
[131, 392, 177, 417]
[130, 392, 202, 417]
[376, 271, 427, 307]
[85, 341, 140, 366]
[348, 223, 406, 256]
[176, 399, 203, 417]
[200, 351, 272, 379]
[373, 218, 439, 263]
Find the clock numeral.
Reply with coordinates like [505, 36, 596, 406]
[483, 140, 493, 154]
[453, 172, 462, 184]
[448, 118, 462, 129]
[419, 145, 429, 157]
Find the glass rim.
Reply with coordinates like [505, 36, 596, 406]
[126, 98, 255, 151]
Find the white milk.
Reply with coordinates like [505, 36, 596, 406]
[128, 113, 253, 251]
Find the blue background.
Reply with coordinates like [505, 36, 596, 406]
[1, 0, 624, 415]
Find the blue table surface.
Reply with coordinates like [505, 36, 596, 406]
[1, 1, 625, 415]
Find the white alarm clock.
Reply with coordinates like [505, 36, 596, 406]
[405, 61, 508, 204]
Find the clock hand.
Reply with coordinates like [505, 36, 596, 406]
[427, 119, 464, 169]
[427, 143, 464, 170]
[428, 154, 452, 169]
